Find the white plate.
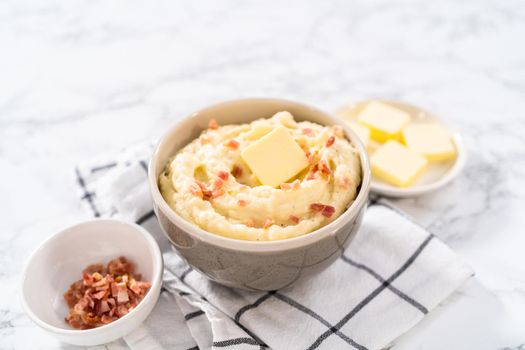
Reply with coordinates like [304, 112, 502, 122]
[336, 100, 466, 198]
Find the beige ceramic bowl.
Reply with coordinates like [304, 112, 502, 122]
[149, 98, 371, 291]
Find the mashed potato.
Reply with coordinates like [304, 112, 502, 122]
[159, 111, 361, 241]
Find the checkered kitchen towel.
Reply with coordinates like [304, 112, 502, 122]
[75, 142, 473, 350]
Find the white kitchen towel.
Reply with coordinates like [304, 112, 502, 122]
[75, 142, 473, 350]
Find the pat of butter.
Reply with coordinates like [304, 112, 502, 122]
[241, 126, 308, 187]
[402, 123, 456, 161]
[371, 140, 428, 187]
[348, 122, 371, 147]
[357, 101, 411, 142]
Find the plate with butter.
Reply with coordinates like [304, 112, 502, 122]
[336, 100, 466, 197]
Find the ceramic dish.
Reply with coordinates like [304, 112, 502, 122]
[149, 98, 371, 291]
[21, 219, 163, 346]
[336, 100, 466, 198]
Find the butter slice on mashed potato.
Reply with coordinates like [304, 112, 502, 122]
[158, 112, 361, 241]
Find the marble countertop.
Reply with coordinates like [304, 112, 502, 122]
[2, 0, 525, 349]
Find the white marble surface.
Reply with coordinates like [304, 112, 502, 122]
[2, 0, 525, 349]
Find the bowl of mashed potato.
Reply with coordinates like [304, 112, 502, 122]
[149, 98, 370, 291]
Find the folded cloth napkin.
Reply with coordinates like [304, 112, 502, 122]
[75, 142, 473, 350]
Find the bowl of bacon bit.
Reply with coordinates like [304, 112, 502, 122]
[21, 219, 163, 346]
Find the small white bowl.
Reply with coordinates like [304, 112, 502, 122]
[21, 219, 163, 346]
[336, 100, 466, 197]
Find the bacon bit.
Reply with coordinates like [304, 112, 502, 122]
[246, 218, 256, 227]
[320, 161, 332, 176]
[307, 163, 319, 180]
[101, 314, 116, 324]
[289, 215, 300, 224]
[86, 295, 95, 309]
[237, 199, 248, 207]
[94, 280, 111, 291]
[109, 306, 117, 317]
[226, 139, 239, 149]
[110, 282, 119, 298]
[82, 312, 99, 325]
[92, 276, 109, 288]
[92, 290, 107, 300]
[292, 180, 301, 190]
[326, 136, 335, 147]
[97, 300, 110, 314]
[129, 280, 151, 296]
[83, 272, 95, 285]
[91, 272, 103, 282]
[332, 125, 344, 138]
[195, 180, 212, 200]
[193, 180, 221, 201]
[208, 118, 218, 130]
[218, 171, 229, 181]
[302, 128, 314, 136]
[310, 203, 326, 212]
[263, 218, 275, 229]
[116, 282, 129, 303]
[64, 257, 150, 330]
[117, 305, 129, 317]
[232, 165, 243, 178]
[310, 203, 336, 218]
[321, 205, 336, 218]
[213, 178, 224, 190]
[74, 297, 89, 312]
[308, 152, 316, 164]
[189, 182, 204, 198]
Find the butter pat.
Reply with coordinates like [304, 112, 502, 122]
[371, 140, 428, 187]
[402, 123, 456, 161]
[348, 122, 371, 147]
[241, 126, 308, 187]
[357, 101, 411, 142]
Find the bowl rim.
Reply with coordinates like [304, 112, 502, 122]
[21, 218, 163, 336]
[148, 97, 371, 253]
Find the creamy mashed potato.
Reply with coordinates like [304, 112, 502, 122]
[159, 111, 361, 241]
